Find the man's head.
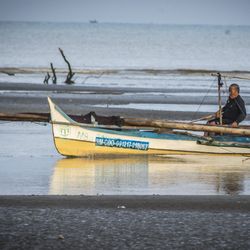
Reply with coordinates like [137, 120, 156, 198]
[229, 83, 240, 98]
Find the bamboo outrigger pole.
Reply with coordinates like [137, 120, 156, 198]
[0, 112, 50, 122]
[1, 111, 250, 136]
[123, 118, 250, 136]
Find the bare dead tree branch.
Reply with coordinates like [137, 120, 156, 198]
[43, 72, 50, 84]
[50, 63, 57, 84]
[59, 48, 75, 84]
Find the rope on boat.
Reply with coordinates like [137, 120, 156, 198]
[191, 77, 216, 121]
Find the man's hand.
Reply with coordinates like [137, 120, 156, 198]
[215, 111, 220, 118]
[231, 121, 238, 128]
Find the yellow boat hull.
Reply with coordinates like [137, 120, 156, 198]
[54, 137, 207, 157]
[54, 137, 250, 157]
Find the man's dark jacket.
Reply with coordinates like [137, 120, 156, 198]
[222, 95, 246, 124]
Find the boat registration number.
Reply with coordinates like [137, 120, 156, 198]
[96, 137, 149, 151]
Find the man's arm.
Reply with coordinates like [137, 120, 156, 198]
[235, 96, 247, 124]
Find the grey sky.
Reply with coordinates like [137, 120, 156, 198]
[0, 0, 249, 25]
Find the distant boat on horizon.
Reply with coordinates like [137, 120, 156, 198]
[89, 20, 98, 24]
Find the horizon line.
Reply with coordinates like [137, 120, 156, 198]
[0, 20, 250, 27]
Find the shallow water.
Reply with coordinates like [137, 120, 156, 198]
[49, 156, 250, 195]
[0, 122, 250, 195]
[1, 22, 250, 70]
[1, 22, 250, 92]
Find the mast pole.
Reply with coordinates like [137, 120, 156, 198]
[217, 72, 223, 125]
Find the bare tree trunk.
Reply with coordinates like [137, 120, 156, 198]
[59, 48, 75, 84]
[50, 63, 57, 84]
[43, 72, 50, 84]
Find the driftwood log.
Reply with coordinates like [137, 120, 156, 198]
[59, 48, 75, 84]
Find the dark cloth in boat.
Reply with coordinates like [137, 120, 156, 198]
[209, 95, 246, 125]
[72, 111, 124, 126]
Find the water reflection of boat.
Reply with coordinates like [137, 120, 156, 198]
[49, 156, 149, 195]
[49, 155, 249, 195]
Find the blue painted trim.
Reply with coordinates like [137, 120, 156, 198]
[89, 127, 198, 141]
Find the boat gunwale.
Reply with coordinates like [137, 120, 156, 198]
[49, 97, 250, 140]
[50, 120, 209, 141]
[51, 120, 250, 143]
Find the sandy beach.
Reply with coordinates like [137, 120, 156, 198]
[0, 195, 250, 249]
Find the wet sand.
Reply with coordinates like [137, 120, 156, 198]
[0, 82, 250, 121]
[0, 82, 208, 120]
[0, 195, 250, 250]
[1, 195, 250, 211]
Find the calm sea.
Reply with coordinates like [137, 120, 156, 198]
[0, 21, 250, 70]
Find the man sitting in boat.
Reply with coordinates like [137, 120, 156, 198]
[209, 83, 246, 128]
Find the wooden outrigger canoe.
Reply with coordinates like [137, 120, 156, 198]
[48, 97, 250, 157]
